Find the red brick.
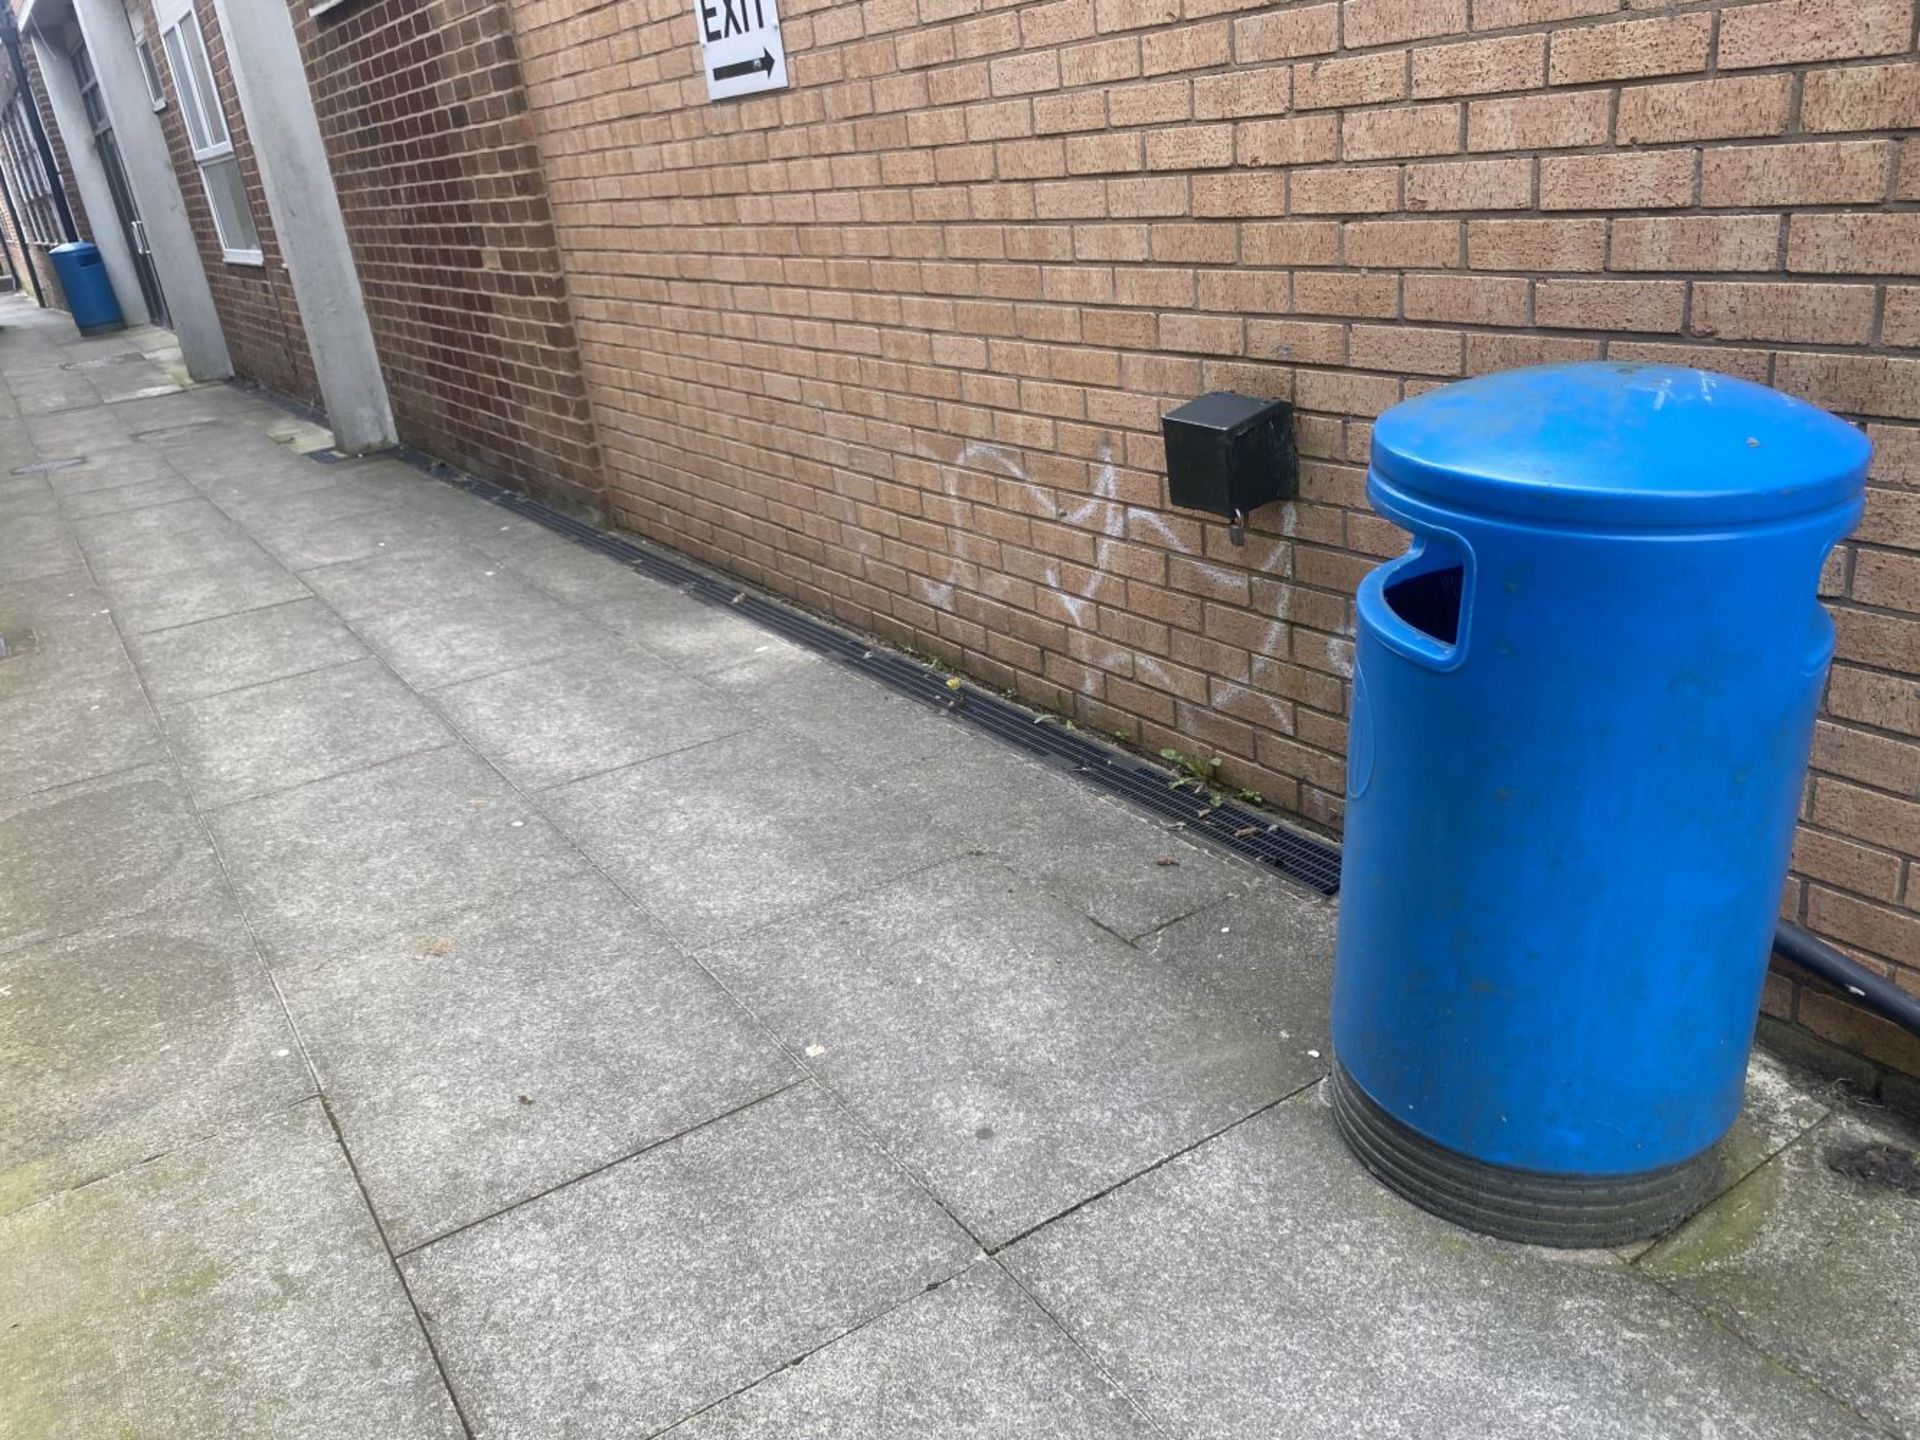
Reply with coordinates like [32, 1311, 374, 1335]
[1616, 75, 1794, 144]
[1611, 215, 1782, 273]
[1232, 4, 1339, 62]
[1289, 166, 1402, 214]
[1718, 0, 1914, 70]
[1536, 279, 1685, 334]
[1293, 270, 1400, 317]
[1789, 214, 1920, 276]
[1405, 273, 1530, 325]
[1349, 324, 1464, 375]
[1775, 354, 1920, 422]
[1343, 104, 1462, 161]
[1547, 14, 1711, 85]
[1345, 218, 1463, 268]
[1141, 20, 1231, 75]
[1411, 34, 1545, 99]
[1342, 0, 1467, 48]
[1692, 282, 1878, 346]
[1702, 141, 1891, 207]
[1242, 220, 1341, 265]
[1249, 319, 1348, 365]
[1795, 830, 1904, 904]
[1803, 62, 1920, 133]
[1294, 51, 1406, 110]
[1814, 717, 1920, 791]
[1466, 90, 1611, 153]
[1235, 115, 1340, 166]
[1195, 66, 1289, 119]
[1471, 0, 1614, 24]
[1539, 152, 1694, 211]
[1095, 0, 1183, 32]
[1815, 779, 1920, 854]
[1467, 218, 1606, 273]
[1885, 288, 1920, 349]
[1404, 157, 1533, 212]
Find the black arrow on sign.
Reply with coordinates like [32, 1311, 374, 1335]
[713, 49, 774, 81]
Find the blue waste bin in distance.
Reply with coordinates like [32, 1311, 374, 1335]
[48, 241, 124, 336]
[1329, 362, 1870, 1247]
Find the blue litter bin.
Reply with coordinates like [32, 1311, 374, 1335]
[48, 241, 124, 336]
[1330, 362, 1870, 1246]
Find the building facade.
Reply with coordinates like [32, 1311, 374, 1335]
[8, 0, 1920, 1094]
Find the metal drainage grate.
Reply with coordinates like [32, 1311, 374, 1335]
[403, 456, 1344, 896]
[9, 456, 87, 475]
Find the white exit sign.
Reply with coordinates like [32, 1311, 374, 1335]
[696, 0, 791, 101]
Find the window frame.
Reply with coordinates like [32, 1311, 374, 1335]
[156, 8, 261, 266]
[136, 40, 168, 113]
[0, 96, 61, 247]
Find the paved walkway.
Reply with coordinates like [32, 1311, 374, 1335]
[1, 293, 1916, 1438]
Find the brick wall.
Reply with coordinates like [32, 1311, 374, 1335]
[502, 0, 1920, 1088]
[133, 0, 318, 404]
[0, 11, 89, 311]
[290, 0, 603, 513]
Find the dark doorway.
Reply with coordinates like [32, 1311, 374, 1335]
[71, 37, 166, 328]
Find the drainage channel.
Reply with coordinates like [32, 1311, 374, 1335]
[339, 443, 1345, 896]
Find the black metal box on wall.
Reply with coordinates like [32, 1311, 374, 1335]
[1160, 392, 1296, 523]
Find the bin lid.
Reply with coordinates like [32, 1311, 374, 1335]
[48, 241, 96, 257]
[1370, 362, 1871, 527]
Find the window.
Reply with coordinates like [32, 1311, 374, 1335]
[136, 40, 167, 112]
[156, 9, 259, 264]
[0, 97, 61, 246]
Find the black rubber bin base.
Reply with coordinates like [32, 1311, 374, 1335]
[1329, 1061, 1720, 1249]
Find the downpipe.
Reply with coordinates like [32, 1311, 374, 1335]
[1774, 919, 1920, 1039]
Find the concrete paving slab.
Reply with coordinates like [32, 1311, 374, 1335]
[280, 873, 794, 1251]
[0, 900, 311, 1216]
[0, 573, 138, 685]
[672, 1261, 1155, 1440]
[1003, 1090, 1880, 1440]
[494, 533, 670, 608]
[543, 725, 963, 945]
[162, 657, 452, 808]
[98, 551, 310, 636]
[878, 739, 1246, 939]
[38, 451, 180, 496]
[357, 575, 606, 690]
[126, 596, 367, 707]
[56, 471, 199, 517]
[0, 1101, 464, 1439]
[706, 854, 1313, 1246]
[403, 1083, 978, 1438]
[0, 663, 166, 799]
[208, 745, 598, 970]
[0, 511, 85, 580]
[1641, 1107, 1920, 1437]
[295, 542, 502, 619]
[707, 646, 968, 779]
[219, 473, 409, 534]
[71, 496, 271, 580]
[0, 765, 223, 954]
[432, 640, 760, 790]
[248, 503, 453, 572]
[1136, 882, 1336, 1052]
[590, 586, 810, 674]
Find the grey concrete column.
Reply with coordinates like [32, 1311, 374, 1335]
[69, 0, 229, 379]
[210, 0, 394, 452]
[28, 26, 148, 326]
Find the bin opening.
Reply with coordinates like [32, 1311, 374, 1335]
[1384, 564, 1464, 646]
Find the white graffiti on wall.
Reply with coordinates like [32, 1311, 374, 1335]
[929, 437, 1350, 697]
